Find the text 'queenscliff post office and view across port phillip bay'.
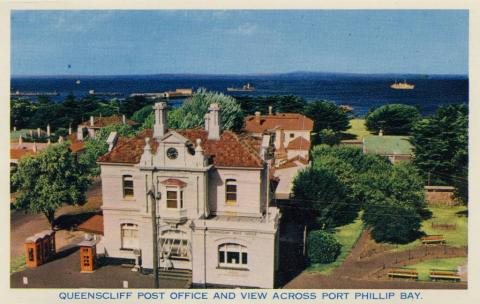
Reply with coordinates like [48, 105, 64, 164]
[6, 7, 471, 304]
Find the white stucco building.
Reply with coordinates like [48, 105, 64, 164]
[98, 102, 281, 288]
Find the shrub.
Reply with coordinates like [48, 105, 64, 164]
[307, 230, 342, 264]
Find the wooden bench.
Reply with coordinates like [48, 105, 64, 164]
[421, 235, 446, 245]
[387, 268, 418, 280]
[429, 269, 461, 282]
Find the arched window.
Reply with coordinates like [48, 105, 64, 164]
[121, 223, 138, 250]
[218, 243, 248, 268]
[122, 175, 134, 198]
[225, 179, 237, 205]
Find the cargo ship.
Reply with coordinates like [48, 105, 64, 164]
[227, 83, 255, 92]
[390, 80, 415, 90]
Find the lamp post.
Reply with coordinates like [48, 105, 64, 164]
[148, 186, 161, 288]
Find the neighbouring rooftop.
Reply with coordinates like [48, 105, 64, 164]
[78, 115, 137, 128]
[363, 135, 413, 156]
[245, 113, 313, 133]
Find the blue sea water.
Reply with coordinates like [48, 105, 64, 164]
[10, 73, 468, 116]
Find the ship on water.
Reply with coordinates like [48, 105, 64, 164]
[227, 83, 255, 92]
[390, 80, 415, 90]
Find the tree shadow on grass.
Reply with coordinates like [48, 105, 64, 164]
[456, 209, 468, 217]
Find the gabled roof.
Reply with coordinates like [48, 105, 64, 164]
[286, 136, 311, 150]
[97, 128, 264, 168]
[161, 178, 187, 187]
[245, 113, 313, 133]
[79, 115, 137, 128]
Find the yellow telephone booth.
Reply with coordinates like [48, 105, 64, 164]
[79, 237, 96, 273]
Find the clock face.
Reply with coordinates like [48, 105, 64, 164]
[166, 147, 178, 160]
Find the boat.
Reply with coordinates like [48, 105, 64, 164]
[75, 80, 81, 84]
[390, 80, 415, 90]
[227, 83, 255, 92]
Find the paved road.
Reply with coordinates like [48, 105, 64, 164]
[11, 248, 188, 289]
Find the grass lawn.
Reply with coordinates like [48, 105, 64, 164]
[10, 129, 35, 141]
[387, 205, 468, 252]
[407, 257, 467, 281]
[307, 216, 364, 274]
[11, 254, 26, 274]
[344, 119, 374, 140]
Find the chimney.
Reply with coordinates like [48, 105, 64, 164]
[32, 142, 37, 153]
[37, 128, 41, 137]
[47, 138, 51, 145]
[77, 127, 84, 141]
[122, 114, 126, 125]
[58, 136, 64, 143]
[268, 105, 273, 115]
[255, 111, 261, 124]
[153, 102, 168, 139]
[106, 131, 118, 152]
[207, 103, 221, 140]
[18, 135, 23, 146]
[29, 130, 33, 137]
[379, 129, 384, 136]
[194, 138, 206, 167]
[69, 124, 72, 135]
[13, 126, 16, 132]
[47, 124, 51, 137]
[204, 113, 210, 131]
[90, 116, 94, 127]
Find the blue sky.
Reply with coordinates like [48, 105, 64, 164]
[11, 10, 468, 76]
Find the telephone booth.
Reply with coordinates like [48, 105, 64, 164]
[24, 235, 43, 268]
[79, 237, 97, 273]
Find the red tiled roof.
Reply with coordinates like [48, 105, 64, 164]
[67, 134, 86, 153]
[10, 149, 34, 160]
[79, 115, 137, 128]
[245, 113, 313, 133]
[97, 129, 264, 168]
[276, 155, 309, 169]
[77, 215, 104, 235]
[161, 178, 187, 187]
[286, 136, 311, 150]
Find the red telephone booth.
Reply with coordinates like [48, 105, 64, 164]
[79, 237, 97, 273]
[24, 235, 43, 268]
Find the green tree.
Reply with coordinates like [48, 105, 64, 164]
[142, 88, 244, 131]
[365, 104, 420, 135]
[292, 167, 357, 229]
[236, 95, 306, 115]
[78, 124, 136, 176]
[410, 104, 468, 204]
[11, 143, 90, 229]
[307, 230, 342, 264]
[363, 198, 422, 243]
[304, 101, 350, 144]
[11, 98, 38, 129]
[131, 104, 153, 123]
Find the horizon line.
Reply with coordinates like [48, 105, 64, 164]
[10, 71, 469, 78]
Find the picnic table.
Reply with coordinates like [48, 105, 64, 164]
[387, 268, 418, 280]
[429, 269, 461, 282]
[421, 235, 446, 245]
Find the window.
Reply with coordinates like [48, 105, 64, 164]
[121, 223, 139, 250]
[28, 248, 34, 261]
[225, 179, 237, 205]
[166, 187, 183, 209]
[160, 230, 190, 260]
[122, 175, 134, 198]
[289, 133, 295, 138]
[218, 243, 248, 268]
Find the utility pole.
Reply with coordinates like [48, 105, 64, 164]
[148, 186, 160, 288]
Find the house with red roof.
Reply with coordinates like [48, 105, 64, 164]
[98, 102, 280, 288]
[244, 108, 313, 199]
[77, 114, 136, 141]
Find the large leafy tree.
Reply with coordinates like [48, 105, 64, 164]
[11, 143, 90, 229]
[292, 166, 357, 229]
[11, 98, 39, 129]
[304, 101, 350, 144]
[365, 104, 420, 135]
[142, 88, 244, 131]
[410, 104, 468, 204]
[306, 145, 426, 243]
